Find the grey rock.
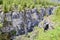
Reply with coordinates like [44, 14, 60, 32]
[6, 11, 12, 21]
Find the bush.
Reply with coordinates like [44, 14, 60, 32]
[0, 0, 3, 4]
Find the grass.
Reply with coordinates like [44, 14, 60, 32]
[1, 0, 60, 12]
[33, 24, 60, 40]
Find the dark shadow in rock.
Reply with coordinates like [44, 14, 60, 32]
[44, 24, 49, 32]
[27, 27, 33, 32]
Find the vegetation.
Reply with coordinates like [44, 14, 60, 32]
[1, 0, 60, 12]
[0, 0, 3, 4]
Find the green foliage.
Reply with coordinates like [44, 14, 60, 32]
[3, 0, 9, 13]
[0, 0, 3, 4]
[2, 0, 60, 12]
